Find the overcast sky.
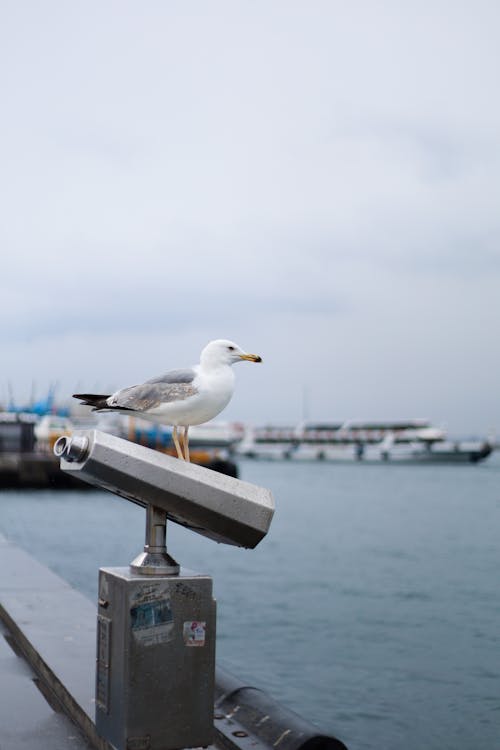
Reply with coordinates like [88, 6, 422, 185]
[1, 1, 499, 434]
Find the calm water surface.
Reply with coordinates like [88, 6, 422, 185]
[1, 454, 499, 750]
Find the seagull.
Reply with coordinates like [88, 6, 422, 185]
[73, 339, 262, 462]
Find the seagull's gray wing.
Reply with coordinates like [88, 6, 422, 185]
[146, 369, 196, 385]
[110, 369, 198, 411]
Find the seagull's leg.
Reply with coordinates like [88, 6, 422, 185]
[172, 425, 184, 460]
[182, 426, 190, 463]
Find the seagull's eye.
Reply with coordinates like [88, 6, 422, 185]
[228, 345, 235, 351]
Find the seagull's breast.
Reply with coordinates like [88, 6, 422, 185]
[142, 365, 235, 426]
[193, 365, 235, 417]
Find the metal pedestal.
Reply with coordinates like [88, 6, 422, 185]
[96, 566, 216, 750]
[96, 506, 216, 750]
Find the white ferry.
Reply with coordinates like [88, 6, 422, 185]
[235, 419, 493, 464]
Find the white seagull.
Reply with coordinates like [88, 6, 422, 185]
[73, 339, 262, 462]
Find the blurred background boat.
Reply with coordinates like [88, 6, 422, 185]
[236, 419, 493, 464]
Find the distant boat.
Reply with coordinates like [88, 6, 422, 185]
[236, 419, 493, 464]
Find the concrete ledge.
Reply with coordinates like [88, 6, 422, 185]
[0, 534, 110, 749]
[0, 617, 93, 750]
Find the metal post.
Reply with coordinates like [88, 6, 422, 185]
[130, 505, 180, 576]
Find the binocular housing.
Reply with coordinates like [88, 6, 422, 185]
[55, 429, 274, 549]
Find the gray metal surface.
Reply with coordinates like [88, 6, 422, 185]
[55, 430, 274, 548]
[130, 505, 180, 575]
[97, 567, 216, 750]
[214, 668, 348, 750]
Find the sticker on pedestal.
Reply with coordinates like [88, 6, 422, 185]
[183, 621, 206, 646]
[130, 583, 174, 646]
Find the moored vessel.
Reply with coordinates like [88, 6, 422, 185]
[236, 419, 493, 464]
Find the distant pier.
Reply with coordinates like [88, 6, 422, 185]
[0, 452, 88, 489]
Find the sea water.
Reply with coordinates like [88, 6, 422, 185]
[0, 453, 499, 750]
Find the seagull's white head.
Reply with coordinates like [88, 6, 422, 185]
[200, 339, 262, 369]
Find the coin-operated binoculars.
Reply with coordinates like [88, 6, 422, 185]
[55, 430, 274, 750]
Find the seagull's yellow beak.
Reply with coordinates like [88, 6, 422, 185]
[239, 353, 262, 363]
